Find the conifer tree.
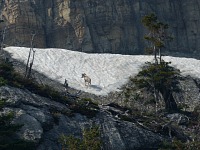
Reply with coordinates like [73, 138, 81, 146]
[133, 61, 181, 112]
[142, 13, 172, 64]
[132, 14, 180, 112]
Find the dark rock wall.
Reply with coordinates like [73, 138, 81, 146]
[1, 0, 200, 57]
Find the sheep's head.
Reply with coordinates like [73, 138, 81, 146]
[81, 73, 86, 78]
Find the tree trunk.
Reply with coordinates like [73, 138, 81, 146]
[159, 48, 162, 63]
[153, 87, 159, 114]
[25, 48, 32, 77]
[154, 46, 158, 64]
[160, 88, 178, 112]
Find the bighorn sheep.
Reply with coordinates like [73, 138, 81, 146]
[81, 73, 91, 86]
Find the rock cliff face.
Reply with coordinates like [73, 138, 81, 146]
[0, 68, 199, 149]
[1, 0, 200, 57]
[0, 86, 165, 150]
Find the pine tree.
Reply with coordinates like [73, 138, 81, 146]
[132, 61, 181, 112]
[142, 13, 172, 64]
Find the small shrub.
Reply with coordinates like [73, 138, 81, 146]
[159, 139, 200, 150]
[82, 126, 101, 150]
[70, 104, 98, 118]
[0, 99, 36, 150]
[159, 140, 175, 150]
[51, 111, 61, 125]
[178, 103, 189, 111]
[81, 98, 98, 106]
[0, 60, 69, 104]
[59, 134, 82, 150]
[144, 98, 156, 105]
[12, 73, 69, 104]
[59, 126, 101, 150]
[0, 99, 6, 109]
[0, 77, 7, 86]
[0, 61, 14, 79]
[82, 98, 92, 102]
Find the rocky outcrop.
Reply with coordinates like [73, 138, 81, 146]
[0, 85, 164, 150]
[175, 77, 200, 111]
[1, 0, 200, 57]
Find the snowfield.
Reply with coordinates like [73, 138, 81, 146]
[4, 47, 200, 95]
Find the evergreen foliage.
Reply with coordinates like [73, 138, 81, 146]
[0, 99, 35, 150]
[0, 59, 68, 104]
[132, 61, 181, 112]
[159, 139, 200, 150]
[70, 98, 99, 118]
[0, 77, 7, 86]
[142, 13, 172, 63]
[0, 60, 14, 80]
[139, 14, 180, 112]
[59, 126, 101, 150]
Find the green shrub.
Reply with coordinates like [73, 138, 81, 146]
[11, 72, 68, 104]
[59, 134, 82, 150]
[50, 111, 62, 125]
[82, 126, 101, 150]
[132, 61, 181, 112]
[59, 126, 101, 150]
[0, 61, 14, 79]
[0, 99, 7, 109]
[81, 98, 98, 106]
[0, 60, 68, 104]
[0, 77, 7, 86]
[70, 104, 98, 118]
[82, 98, 92, 102]
[178, 103, 189, 111]
[144, 98, 156, 105]
[159, 139, 200, 150]
[0, 99, 36, 150]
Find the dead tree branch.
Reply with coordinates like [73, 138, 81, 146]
[25, 32, 36, 78]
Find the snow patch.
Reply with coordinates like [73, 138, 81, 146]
[4, 47, 200, 95]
